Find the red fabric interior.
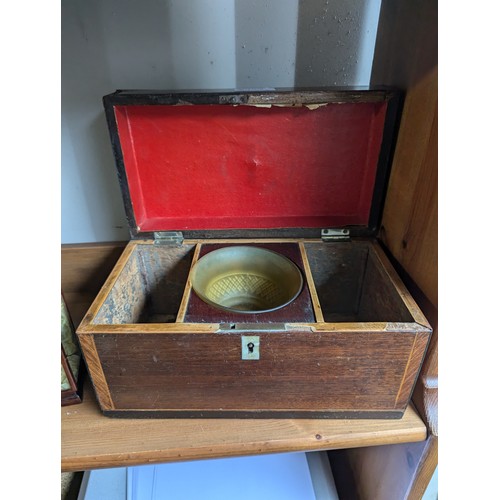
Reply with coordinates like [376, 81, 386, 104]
[114, 102, 387, 232]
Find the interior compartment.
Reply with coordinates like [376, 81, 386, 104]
[304, 241, 413, 323]
[184, 242, 316, 324]
[93, 240, 413, 325]
[93, 244, 195, 324]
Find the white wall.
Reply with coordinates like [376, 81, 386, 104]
[61, 0, 381, 243]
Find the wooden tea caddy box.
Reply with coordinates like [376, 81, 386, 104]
[77, 89, 432, 419]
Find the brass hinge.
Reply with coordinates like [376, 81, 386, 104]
[153, 231, 184, 245]
[321, 228, 351, 242]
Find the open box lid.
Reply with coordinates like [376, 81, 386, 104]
[103, 88, 401, 240]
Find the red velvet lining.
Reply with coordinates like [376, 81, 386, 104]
[114, 102, 387, 232]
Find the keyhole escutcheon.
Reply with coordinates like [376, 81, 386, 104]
[241, 336, 260, 360]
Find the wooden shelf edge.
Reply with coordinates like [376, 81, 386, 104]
[61, 382, 427, 473]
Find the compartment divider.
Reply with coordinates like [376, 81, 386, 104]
[299, 242, 325, 322]
[176, 243, 202, 323]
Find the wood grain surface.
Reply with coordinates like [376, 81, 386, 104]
[61, 242, 128, 296]
[331, 434, 437, 500]
[338, 0, 439, 497]
[371, 0, 438, 310]
[62, 242, 128, 326]
[92, 329, 423, 414]
[405, 283, 438, 436]
[77, 335, 114, 410]
[61, 379, 426, 472]
[175, 243, 201, 322]
[299, 242, 325, 322]
[393, 331, 431, 408]
[379, 76, 437, 308]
